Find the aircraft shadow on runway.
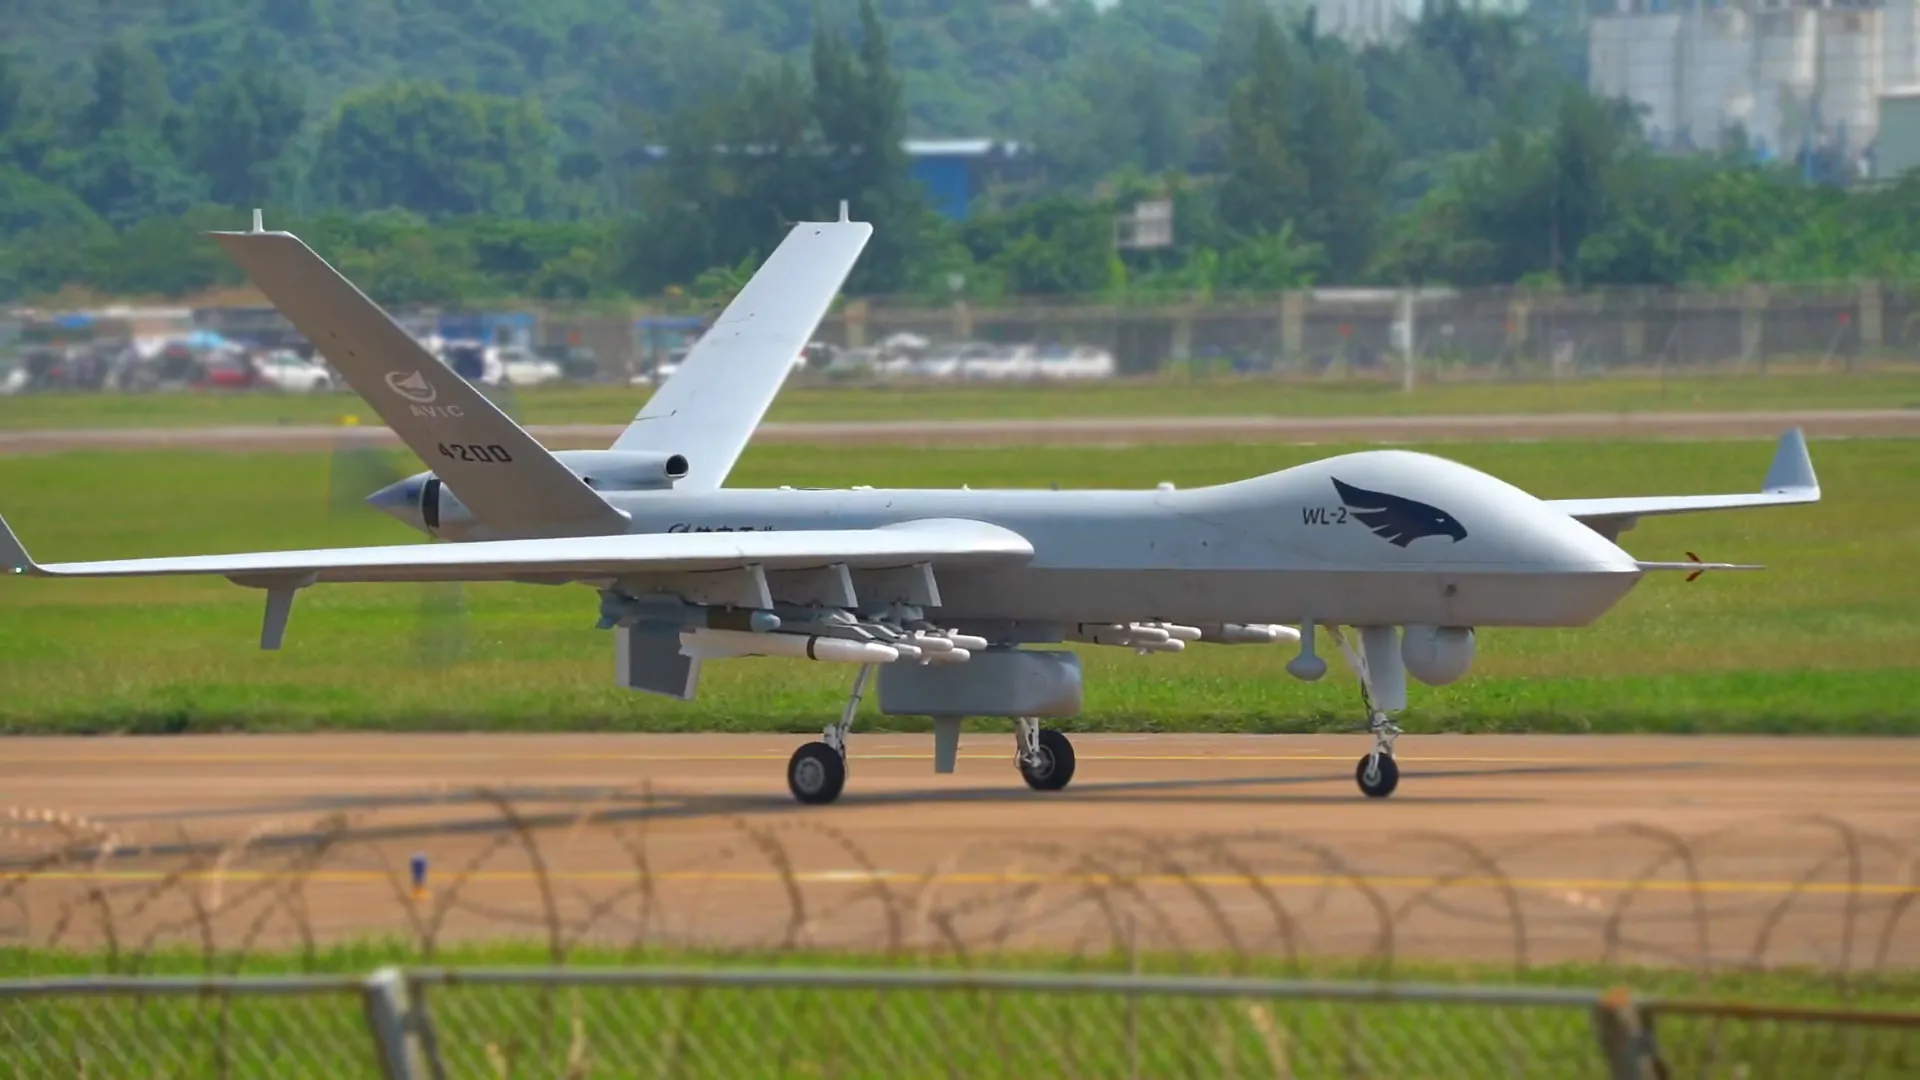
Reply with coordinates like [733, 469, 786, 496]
[0, 760, 1703, 869]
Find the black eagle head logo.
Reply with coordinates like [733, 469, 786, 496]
[1331, 477, 1468, 547]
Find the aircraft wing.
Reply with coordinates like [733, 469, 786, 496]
[209, 221, 629, 539]
[612, 213, 872, 490]
[1545, 428, 1820, 541]
[0, 516, 1031, 585]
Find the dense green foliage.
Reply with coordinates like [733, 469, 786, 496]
[5, 0, 1920, 303]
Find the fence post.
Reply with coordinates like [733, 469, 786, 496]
[1590, 987, 1664, 1079]
[1395, 288, 1417, 392]
[1740, 284, 1767, 371]
[1860, 280, 1883, 360]
[1280, 290, 1303, 373]
[364, 966, 424, 1080]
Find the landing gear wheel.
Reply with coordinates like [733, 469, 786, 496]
[788, 742, 846, 805]
[1020, 729, 1077, 792]
[1356, 751, 1399, 798]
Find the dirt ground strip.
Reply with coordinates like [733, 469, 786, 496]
[1, 733, 1913, 971]
[2, 408, 1917, 454]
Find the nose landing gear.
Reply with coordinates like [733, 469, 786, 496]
[1294, 621, 1408, 799]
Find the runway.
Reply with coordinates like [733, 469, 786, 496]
[2, 407, 1916, 453]
[3, 733, 1914, 972]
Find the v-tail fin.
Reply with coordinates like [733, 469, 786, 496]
[210, 220, 628, 539]
[612, 210, 872, 489]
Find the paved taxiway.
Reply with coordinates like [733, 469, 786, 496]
[3, 733, 1914, 970]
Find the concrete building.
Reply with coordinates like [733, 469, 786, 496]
[1590, 0, 1920, 177]
[1873, 84, 1920, 176]
[1310, 0, 1533, 47]
[1314, 0, 1414, 45]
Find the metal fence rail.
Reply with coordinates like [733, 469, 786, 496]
[1, 966, 1914, 1080]
[129, 279, 1920, 381]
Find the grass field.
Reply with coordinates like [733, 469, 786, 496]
[3, 368, 1919, 431]
[5, 945, 1914, 1079]
[0, 436, 1913, 734]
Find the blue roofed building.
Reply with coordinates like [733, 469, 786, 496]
[904, 139, 1025, 221]
[631, 139, 1025, 222]
[436, 311, 535, 350]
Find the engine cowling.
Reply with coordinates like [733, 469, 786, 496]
[1400, 625, 1475, 686]
[550, 450, 691, 492]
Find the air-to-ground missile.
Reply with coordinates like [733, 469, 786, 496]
[1070, 623, 1183, 649]
[680, 627, 900, 664]
[1196, 623, 1303, 645]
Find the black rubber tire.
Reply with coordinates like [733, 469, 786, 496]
[788, 742, 847, 805]
[1355, 751, 1399, 798]
[1020, 729, 1077, 792]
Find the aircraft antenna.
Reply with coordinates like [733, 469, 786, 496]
[838, 200, 850, 222]
[251, 208, 265, 233]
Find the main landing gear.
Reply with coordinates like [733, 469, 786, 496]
[786, 664, 1079, 805]
[786, 663, 871, 805]
[1016, 717, 1076, 791]
[787, 741, 846, 805]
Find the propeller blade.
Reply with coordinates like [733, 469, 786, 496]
[415, 581, 469, 668]
[326, 417, 408, 519]
[324, 414, 473, 668]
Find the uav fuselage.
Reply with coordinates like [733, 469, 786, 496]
[374, 447, 1643, 631]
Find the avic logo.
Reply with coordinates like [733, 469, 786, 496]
[384, 370, 437, 404]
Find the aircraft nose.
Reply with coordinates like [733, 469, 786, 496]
[366, 477, 423, 523]
[1531, 508, 1639, 572]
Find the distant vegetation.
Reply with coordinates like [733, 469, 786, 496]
[6, 0, 1920, 305]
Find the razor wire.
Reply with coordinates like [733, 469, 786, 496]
[2, 794, 1915, 984]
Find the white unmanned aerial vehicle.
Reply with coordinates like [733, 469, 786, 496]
[1, 210, 1819, 804]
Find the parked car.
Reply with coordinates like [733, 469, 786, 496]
[191, 352, 260, 390]
[493, 346, 564, 387]
[252, 349, 334, 392]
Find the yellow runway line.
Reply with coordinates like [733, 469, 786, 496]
[12, 867, 1918, 898]
[5, 752, 1910, 767]
[0, 753, 1570, 765]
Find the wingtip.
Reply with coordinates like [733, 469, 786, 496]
[0, 512, 37, 575]
[1763, 426, 1819, 497]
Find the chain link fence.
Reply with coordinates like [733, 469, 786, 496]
[0, 973, 387, 1079]
[161, 281, 1920, 384]
[2, 966, 1915, 1079]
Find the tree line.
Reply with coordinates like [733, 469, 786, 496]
[5, 0, 1920, 307]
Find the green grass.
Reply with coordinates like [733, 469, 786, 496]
[4, 944, 1913, 1080]
[3, 368, 1920, 431]
[0, 437, 1914, 734]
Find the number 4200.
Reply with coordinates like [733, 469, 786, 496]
[438, 442, 513, 463]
